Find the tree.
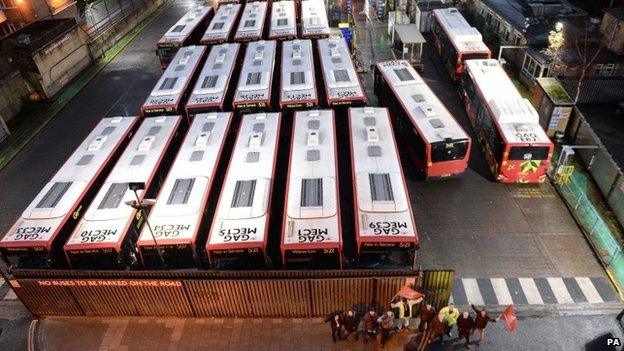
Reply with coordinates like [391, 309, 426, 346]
[571, 22, 603, 103]
[542, 22, 565, 76]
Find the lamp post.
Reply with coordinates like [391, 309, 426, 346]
[124, 182, 166, 268]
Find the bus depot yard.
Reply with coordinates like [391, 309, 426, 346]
[0, 0, 621, 324]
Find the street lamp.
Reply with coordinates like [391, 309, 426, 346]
[124, 182, 166, 269]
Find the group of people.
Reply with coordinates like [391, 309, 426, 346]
[328, 301, 499, 349]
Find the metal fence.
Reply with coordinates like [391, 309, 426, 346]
[82, 0, 153, 39]
[7, 269, 454, 318]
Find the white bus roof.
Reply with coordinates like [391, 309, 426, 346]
[64, 116, 182, 252]
[280, 39, 317, 107]
[432, 8, 489, 53]
[207, 112, 281, 250]
[187, 43, 240, 112]
[283, 110, 340, 248]
[202, 3, 242, 43]
[138, 112, 233, 248]
[269, 0, 296, 39]
[376, 60, 469, 143]
[318, 38, 366, 105]
[159, 5, 212, 45]
[233, 40, 277, 107]
[464, 59, 550, 144]
[301, 0, 330, 38]
[234, 1, 268, 41]
[0, 117, 137, 250]
[348, 107, 417, 242]
[142, 46, 206, 113]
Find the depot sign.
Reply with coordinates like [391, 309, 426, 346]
[36, 280, 182, 287]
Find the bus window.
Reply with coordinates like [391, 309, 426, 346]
[462, 52, 491, 61]
[508, 146, 550, 160]
[158, 47, 178, 63]
[430, 140, 469, 163]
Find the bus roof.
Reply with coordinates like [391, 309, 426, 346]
[269, 0, 296, 39]
[0, 117, 138, 250]
[464, 59, 550, 144]
[432, 8, 489, 53]
[202, 3, 241, 43]
[317, 37, 366, 105]
[187, 43, 240, 111]
[283, 110, 340, 248]
[142, 46, 206, 114]
[159, 5, 212, 45]
[64, 116, 182, 252]
[138, 112, 233, 247]
[234, 1, 268, 41]
[348, 107, 417, 244]
[376, 60, 469, 143]
[281, 39, 317, 107]
[233, 40, 277, 107]
[207, 112, 281, 250]
[301, 0, 330, 38]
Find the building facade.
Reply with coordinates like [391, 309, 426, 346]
[0, 0, 77, 37]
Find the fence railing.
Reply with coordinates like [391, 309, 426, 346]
[82, 0, 152, 39]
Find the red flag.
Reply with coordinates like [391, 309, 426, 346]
[502, 305, 518, 332]
[396, 286, 425, 301]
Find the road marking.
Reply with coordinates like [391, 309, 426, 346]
[3, 289, 17, 300]
[490, 278, 513, 306]
[518, 278, 544, 305]
[547, 278, 575, 304]
[462, 278, 484, 306]
[575, 277, 603, 303]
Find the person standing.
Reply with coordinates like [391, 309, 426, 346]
[363, 309, 379, 343]
[329, 312, 344, 343]
[456, 311, 475, 349]
[439, 303, 460, 337]
[421, 311, 448, 349]
[378, 310, 395, 347]
[471, 303, 499, 345]
[417, 304, 436, 333]
[343, 309, 359, 341]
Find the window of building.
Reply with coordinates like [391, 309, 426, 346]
[594, 64, 603, 76]
[604, 63, 615, 76]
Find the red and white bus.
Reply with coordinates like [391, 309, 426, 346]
[374, 60, 471, 178]
[460, 59, 553, 183]
[186, 43, 240, 117]
[281, 110, 341, 269]
[301, 0, 330, 39]
[431, 7, 491, 79]
[157, 5, 213, 68]
[141, 46, 207, 117]
[0, 117, 138, 269]
[348, 107, 418, 269]
[317, 37, 366, 107]
[63, 116, 183, 270]
[234, 1, 268, 42]
[201, 3, 242, 45]
[206, 112, 281, 269]
[268, 0, 297, 40]
[138, 112, 233, 269]
[232, 40, 277, 112]
[280, 39, 318, 109]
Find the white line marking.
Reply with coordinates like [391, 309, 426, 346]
[518, 278, 544, 305]
[547, 277, 574, 304]
[448, 295, 454, 304]
[462, 278, 484, 306]
[490, 278, 513, 306]
[3, 289, 17, 300]
[575, 277, 604, 303]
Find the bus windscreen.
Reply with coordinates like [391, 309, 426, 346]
[461, 52, 490, 61]
[508, 146, 550, 161]
[431, 140, 469, 163]
[158, 46, 178, 63]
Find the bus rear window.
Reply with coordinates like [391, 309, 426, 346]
[431, 140, 469, 163]
[461, 52, 490, 61]
[508, 146, 550, 161]
[158, 47, 178, 62]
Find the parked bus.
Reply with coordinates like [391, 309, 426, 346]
[460, 59, 553, 183]
[206, 112, 281, 269]
[280, 39, 318, 109]
[281, 110, 341, 269]
[157, 5, 213, 68]
[301, 0, 330, 39]
[234, 1, 268, 42]
[232, 40, 277, 111]
[431, 7, 491, 79]
[0, 117, 138, 269]
[63, 116, 183, 270]
[138, 112, 233, 269]
[268, 0, 297, 40]
[141, 46, 207, 117]
[348, 107, 418, 268]
[317, 37, 366, 107]
[186, 43, 240, 117]
[374, 60, 471, 178]
[201, 3, 242, 45]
